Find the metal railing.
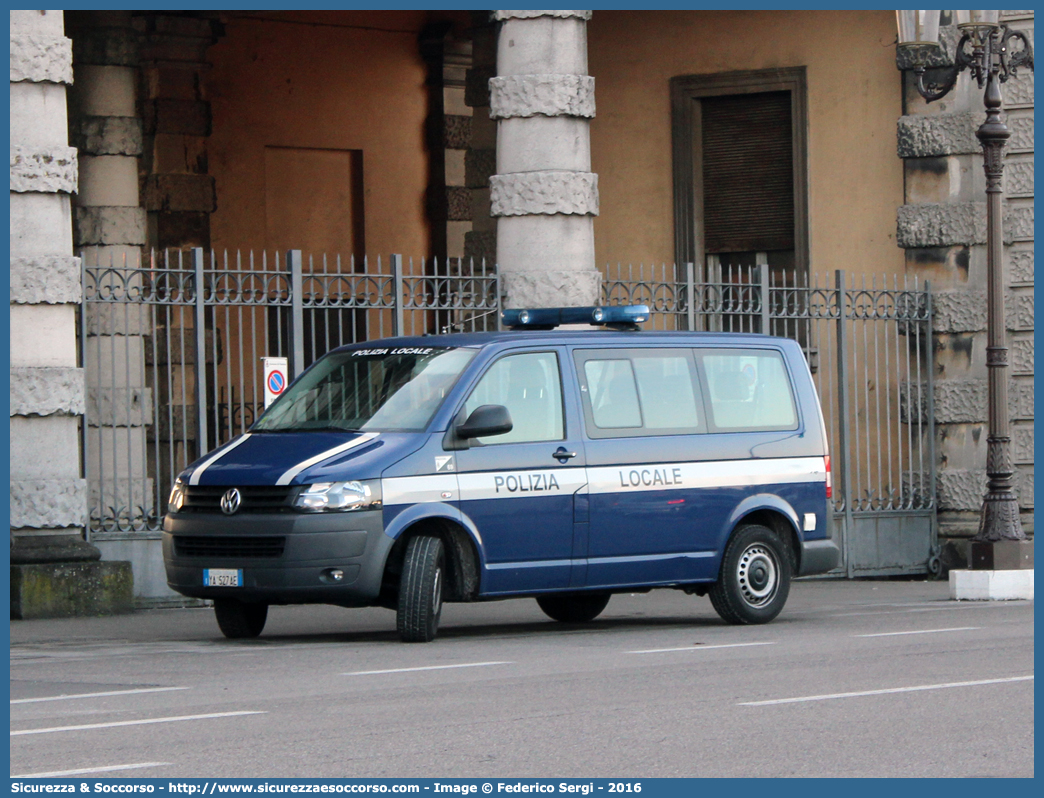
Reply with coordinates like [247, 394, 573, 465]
[81, 252, 936, 576]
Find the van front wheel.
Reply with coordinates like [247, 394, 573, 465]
[709, 525, 791, 625]
[214, 598, 268, 639]
[537, 592, 611, 623]
[397, 535, 446, 642]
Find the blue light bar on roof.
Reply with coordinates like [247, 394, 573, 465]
[501, 305, 650, 329]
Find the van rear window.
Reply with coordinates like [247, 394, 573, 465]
[698, 349, 798, 431]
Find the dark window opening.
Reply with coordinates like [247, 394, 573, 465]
[671, 68, 808, 342]
[701, 91, 794, 255]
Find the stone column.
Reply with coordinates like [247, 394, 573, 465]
[490, 10, 601, 308]
[68, 11, 146, 258]
[896, 10, 1035, 569]
[67, 11, 164, 601]
[10, 10, 131, 617]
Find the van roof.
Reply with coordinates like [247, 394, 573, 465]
[329, 329, 797, 353]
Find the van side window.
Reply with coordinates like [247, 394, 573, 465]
[463, 351, 564, 444]
[576, 349, 702, 438]
[633, 356, 700, 429]
[699, 349, 798, 431]
[584, 359, 642, 428]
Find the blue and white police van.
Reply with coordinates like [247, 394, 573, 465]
[163, 305, 839, 642]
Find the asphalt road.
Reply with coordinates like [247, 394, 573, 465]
[8, 580, 1034, 779]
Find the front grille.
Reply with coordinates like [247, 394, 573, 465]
[174, 536, 286, 559]
[183, 485, 295, 513]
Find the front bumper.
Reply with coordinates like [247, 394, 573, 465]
[162, 509, 394, 606]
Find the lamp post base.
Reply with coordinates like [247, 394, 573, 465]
[969, 539, 1034, 570]
[951, 539, 1034, 601]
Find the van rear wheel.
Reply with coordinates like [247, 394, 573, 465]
[397, 535, 446, 642]
[709, 524, 790, 625]
[537, 592, 611, 623]
[214, 598, 268, 639]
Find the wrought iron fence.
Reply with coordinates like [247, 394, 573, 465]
[80, 248, 497, 536]
[81, 251, 936, 576]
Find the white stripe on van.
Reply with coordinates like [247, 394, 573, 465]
[383, 474, 460, 505]
[457, 468, 588, 501]
[188, 433, 252, 485]
[381, 457, 823, 506]
[275, 433, 379, 486]
[587, 456, 826, 495]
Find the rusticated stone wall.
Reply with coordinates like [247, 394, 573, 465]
[464, 12, 498, 267]
[896, 10, 1035, 564]
[897, 111, 981, 156]
[420, 22, 473, 267]
[133, 13, 222, 251]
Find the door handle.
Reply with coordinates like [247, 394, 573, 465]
[553, 447, 577, 461]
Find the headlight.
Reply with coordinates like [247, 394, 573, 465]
[293, 480, 378, 512]
[168, 479, 187, 512]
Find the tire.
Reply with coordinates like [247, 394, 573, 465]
[397, 535, 446, 642]
[536, 592, 611, 623]
[709, 525, 791, 625]
[927, 554, 943, 579]
[214, 598, 268, 639]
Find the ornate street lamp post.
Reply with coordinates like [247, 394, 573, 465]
[896, 11, 1034, 567]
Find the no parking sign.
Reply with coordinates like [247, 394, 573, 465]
[263, 357, 288, 408]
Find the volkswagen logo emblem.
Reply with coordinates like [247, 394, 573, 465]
[220, 488, 242, 515]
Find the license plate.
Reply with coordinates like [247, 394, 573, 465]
[203, 568, 242, 587]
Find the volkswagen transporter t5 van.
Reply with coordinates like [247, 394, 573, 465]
[163, 305, 839, 642]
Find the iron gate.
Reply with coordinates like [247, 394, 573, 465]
[81, 250, 937, 577]
[602, 261, 939, 576]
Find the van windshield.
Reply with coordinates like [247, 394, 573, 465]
[253, 346, 476, 433]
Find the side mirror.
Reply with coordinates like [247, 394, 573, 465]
[457, 404, 513, 439]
